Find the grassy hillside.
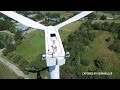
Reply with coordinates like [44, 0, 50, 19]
[95, 11, 113, 17]
[11, 30, 45, 62]
[60, 21, 83, 41]
[92, 20, 120, 23]
[0, 63, 18, 79]
[96, 11, 120, 18]
[81, 31, 120, 78]
[41, 11, 74, 18]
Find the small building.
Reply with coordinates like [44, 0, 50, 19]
[107, 17, 114, 20]
[46, 17, 60, 22]
[27, 14, 36, 18]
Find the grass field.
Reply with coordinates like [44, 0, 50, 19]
[92, 20, 120, 23]
[41, 11, 74, 18]
[59, 21, 83, 41]
[0, 63, 18, 79]
[95, 11, 114, 17]
[81, 30, 120, 78]
[12, 30, 45, 62]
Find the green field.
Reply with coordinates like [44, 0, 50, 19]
[60, 21, 83, 41]
[95, 11, 114, 17]
[92, 19, 120, 23]
[41, 11, 74, 18]
[12, 30, 45, 62]
[81, 30, 120, 78]
[0, 63, 18, 79]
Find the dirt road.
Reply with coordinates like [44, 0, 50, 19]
[0, 49, 29, 79]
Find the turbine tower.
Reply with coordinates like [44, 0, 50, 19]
[0, 11, 93, 79]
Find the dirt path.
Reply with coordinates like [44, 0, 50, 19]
[0, 30, 15, 35]
[0, 49, 29, 79]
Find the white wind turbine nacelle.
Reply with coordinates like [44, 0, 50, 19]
[0, 11, 94, 79]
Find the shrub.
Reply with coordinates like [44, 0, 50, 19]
[6, 52, 14, 59]
[15, 40, 22, 46]
[109, 40, 120, 53]
[17, 76, 24, 79]
[94, 58, 105, 70]
[3, 43, 16, 56]
[18, 59, 29, 70]
[100, 15, 106, 20]
[0, 41, 4, 49]
[12, 55, 23, 64]
[81, 58, 90, 66]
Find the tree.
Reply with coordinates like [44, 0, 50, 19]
[81, 58, 90, 66]
[61, 65, 78, 79]
[28, 54, 46, 70]
[18, 59, 29, 70]
[23, 54, 48, 79]
[61, 17, 66, 22]
[100, 15, 106, 20]
[14, 30, 23, 41]
[94, 57, 105, 70]
[0, 20, 5, 31]
[87, 13, 97, 20]
[102, 22, 110, 30]
[92, 22, 102, 30]
[109, 40, 120, 53]
[12, 55, 23, 64]
[84, 20, 93, 30]
[34, 13, 44, 20]
[0, 41, 4, 49]
[3, 43, 16, 56]
[0, 13, 11, 21]
[61, 21, 96, 79]
[0, 19, 16, 33]
[118, 34, 120, 40]
[46, 12, 51, 17]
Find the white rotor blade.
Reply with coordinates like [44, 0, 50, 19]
[0, 11, 47, 30]
[55, 11, 93, 30]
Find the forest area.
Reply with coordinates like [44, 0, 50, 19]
[61, 19, 120, 79]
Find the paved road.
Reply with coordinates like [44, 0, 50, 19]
[0, 49, 29, 79]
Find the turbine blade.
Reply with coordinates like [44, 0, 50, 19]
[0, 11, 47, 30]
[55, 11, 94, 30]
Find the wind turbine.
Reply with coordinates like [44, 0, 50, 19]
[0, 11, 93, 79]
